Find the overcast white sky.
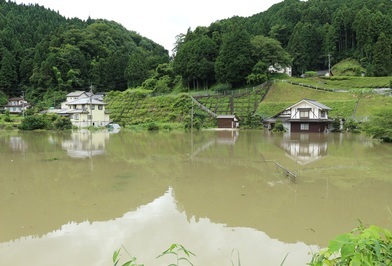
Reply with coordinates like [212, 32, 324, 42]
[13, 0, 282, 52]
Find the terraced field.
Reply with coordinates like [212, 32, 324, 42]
[105, 77, 392, 127]
[193, 86, 268, 119]
[106, 90, 192, 126]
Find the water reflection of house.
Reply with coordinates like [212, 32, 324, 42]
[216, 130, 239, 145]
[61, 131, 109, 158]
[190, 130, 239, 159]
[281, 133, 328, 165]
[8, 137, 28, 152]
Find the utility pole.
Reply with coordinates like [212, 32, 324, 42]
[89, 84, 93, 127]
[328, 53, 331, 76]
[21, 91, 25, 117]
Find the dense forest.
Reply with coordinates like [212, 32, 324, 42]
[1, 0, 392, 109]
[0, 0, 169, 107]
[174, 0, 392, 89]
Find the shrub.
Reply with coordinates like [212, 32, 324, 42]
[19, 115, 47, 130]
[53, 116, 73, 130]
[344, 118, 361, 133]
[272, 120, 285, 132]
[362, 107, 392, 142]
[4, 110, 11, 122]
[310, 224, 392, 265]
[305, 71, 317, 77]
[331, 118, 342, 132]
[147, 122, 159, 131]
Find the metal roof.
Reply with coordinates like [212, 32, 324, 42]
[65, 98, 106, 105]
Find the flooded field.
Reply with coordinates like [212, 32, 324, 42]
[0, 130, 391, 265]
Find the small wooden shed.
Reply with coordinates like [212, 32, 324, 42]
[217, 115, 239, 129]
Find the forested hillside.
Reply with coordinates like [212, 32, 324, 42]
[173, 0, 392, 90]
[0, 1, 169, 107]
[1, 0, 392, 111]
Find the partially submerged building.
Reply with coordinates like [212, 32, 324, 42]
[263, 99, 333, 133]
[217, 115, 239, 129]
[50, 91, 110, 128]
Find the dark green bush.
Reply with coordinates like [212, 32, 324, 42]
[4, 110, 11, 122]
[19, 115, 47, 130]
[272, 120, 285, 132]
[53, 116, 72, 130]
[147, 122, 159, 131]
[344, 118, 361, 133]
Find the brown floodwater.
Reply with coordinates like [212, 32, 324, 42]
[0, 130, 391, 265]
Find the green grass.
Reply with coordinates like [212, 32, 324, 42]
[256, 81, 392, 119]
[0, 114, 24, 129]
[106, 79, 391, 128]
[286, 76, 392, 90]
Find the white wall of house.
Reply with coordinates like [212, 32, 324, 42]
[68, 103, 110, 128]
[289, 102, 328, 119]
[62, 92, 110, 128]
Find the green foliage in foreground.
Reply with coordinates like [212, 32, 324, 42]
[310, 224, 392, 265]
[113, 244, 195, 266]
[114, 225, 392, 265]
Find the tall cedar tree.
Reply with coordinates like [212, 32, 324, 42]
[214, 25, 254, 87]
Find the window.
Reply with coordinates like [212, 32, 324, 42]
[87, 115, 92, 120]
[300, 123, 309, 130]
[300, 110, 309, 118]
[98, 105, 103, 110]
[90, 105, 95, 110]
[321, 111, 326, 118]
[74, 114, 79, 120]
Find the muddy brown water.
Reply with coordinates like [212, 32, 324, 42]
[0, 130, 391, 265]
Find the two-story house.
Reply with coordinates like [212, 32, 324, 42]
[263, 99, 333, 133]
[55, 91, 110, 128]
[3, 97, 30, 114]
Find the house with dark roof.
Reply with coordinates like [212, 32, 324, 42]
[3, 97, 30, 114]
[263, 99, 333, 133]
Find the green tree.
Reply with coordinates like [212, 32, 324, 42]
[0, 47, 18, 94]
[125, 49, 150, 88]
[19, 115, 47, 130]
[362, 107, 392, 142]
[214, 25, 254, 87]
[353, 7, 374, 60]
[250, 35, 291, 77]
[53, 115, 72, 130]
[174, 31, 217, 90]
[288, 22, 323, 75]
[372, 33, 392, 77]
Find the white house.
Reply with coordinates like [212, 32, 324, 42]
[263, 99, 333, 133]
[3, 97, 30, 114]
[52, 91, 110, 128]
[61, 91, 92, 109]
[268, 65, 292, 76]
